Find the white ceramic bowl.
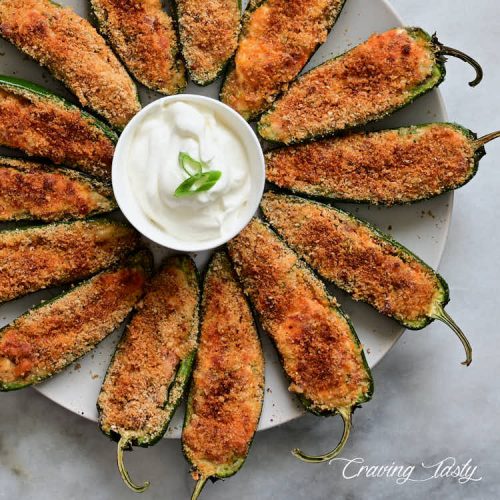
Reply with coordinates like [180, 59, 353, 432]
[112, 94, 265, 252]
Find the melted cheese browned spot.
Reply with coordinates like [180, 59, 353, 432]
[227, 219, 370, 412]
[259, 28, 437, 143]
[183, 252, 264, 478]
[261, 193, 444, 324]
[0, 220, 140, 303]
[0, 87, 115, 179]
[0, 0, 140, 129]
[0, 254, 150, 390]
[220, 0, 344, 120]
[177, 0, 240, 85]
[266, 125, 475, 204]
[0, 158, 115, 221]
[98, 256, 199, 442]
[91, 0, 185, 95]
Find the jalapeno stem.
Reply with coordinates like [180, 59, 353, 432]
[475, 131, 500, 149]
[191, 475, 209, 500]
[438, 45, 483, 87]
[292, 406, 352, 464]
[432, 308, 472, 366]
[117, 437, 150, 493]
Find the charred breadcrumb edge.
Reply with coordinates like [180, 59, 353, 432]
[0, 156, 114, 197]
[0, 1, 140, 131]
[97, 255, 201, 448]
[0, 156, 116, 218]
[219, 0, 348, 121]
[261, 193, 449, 330]
[257, 27, 446, 143]
[227, 221, 373, 415]
[0, 219, 140, 306]
[182, 250, 265, 480]
[265, 123, 485, 205]
[175, 0, 241, 86]
[0, 249, 153, 391]
[0, 75, 118, 143]
[90, 0, 186, 95]
[0, 216, 132, 236]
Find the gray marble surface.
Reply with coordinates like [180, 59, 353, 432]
[2, 0, 500, 499]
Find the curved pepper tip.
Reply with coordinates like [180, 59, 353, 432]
[117, 437, 150, 493]
[291, 407, 353, 464]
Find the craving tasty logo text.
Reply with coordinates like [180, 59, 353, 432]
[329, 456, 482, 485]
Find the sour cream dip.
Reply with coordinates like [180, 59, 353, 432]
[113, 95, 265, 252]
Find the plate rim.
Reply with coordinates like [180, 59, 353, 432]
[16, 0, 454, 433]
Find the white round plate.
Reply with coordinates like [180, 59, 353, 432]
[0, 0, 451, 437]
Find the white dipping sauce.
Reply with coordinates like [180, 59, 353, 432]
[126, 100, 251, 242]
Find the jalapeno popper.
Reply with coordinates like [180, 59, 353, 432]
[227, 219, 372, 463]
[176, 0, 241, 85]
[90, 0, 186, 95]
[261, 192, 472, 366]
[0, 157, 115, 222]
[183, 251, 264, 498]
[266, 124, 500, 205]
[0, 76, 116, 179]
[98, 256, 200, 493]
[220, 0, 346, 120]
[0, 219, 140, 304]
[0, 250, 152, 391]
[258, 27, 483, 144]
[0, 0, 141, 129]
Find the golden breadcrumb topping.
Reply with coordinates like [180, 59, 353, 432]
[261, 193, 442, 323]
[0, 158, 115, 221]
[98, 257, 199, 441]
[91, 0, 185, 94]
[0, 0, 140, 129]
[177, 0, 240, 84]
[0, 87, 115, 178]
[183, 252, 264, 477]
[227, 219, 370, 411]
[266, 125, 475, 204]
[0, 262, 148, 388]
[221, 0, 343, 119]
[259, 28, 436, 142]
[0, 220, 139, 303]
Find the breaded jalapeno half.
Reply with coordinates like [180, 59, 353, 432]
[0, 76, 117, 179]
[98, 256, 200, 493]
[0, 0, 141, 129]
[227, 219, 372, 464]
[0, 249, 152, 391]
[176, 0, 241, 85]
[0, 157, 116, 222]
[0, 219, 140, 304]
[261, 192, 472, 366]
[258, 27, 483, 144]
[265, 123, 500, 205]
[183, 251, 264, 499]
[220, 0, 346, 120]
[90, 0, 186, 95]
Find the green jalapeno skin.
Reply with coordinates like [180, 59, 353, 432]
[227, 219, 373, 464]
[0, 0, 141, 130]
[265, 123, 500, 205]
[0, 249, 152, 391]
[182, 251, 265, 498]
[220, 0, 347, 120]
[0, 75, 117, 179]
[0, 156, 116, 221]
[0, 219, 141, 304]
[98, 255, 200, 493]
[261, 192, 472, 366]
[258, 27, 482, 144]
[175, 0, 241, 86]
